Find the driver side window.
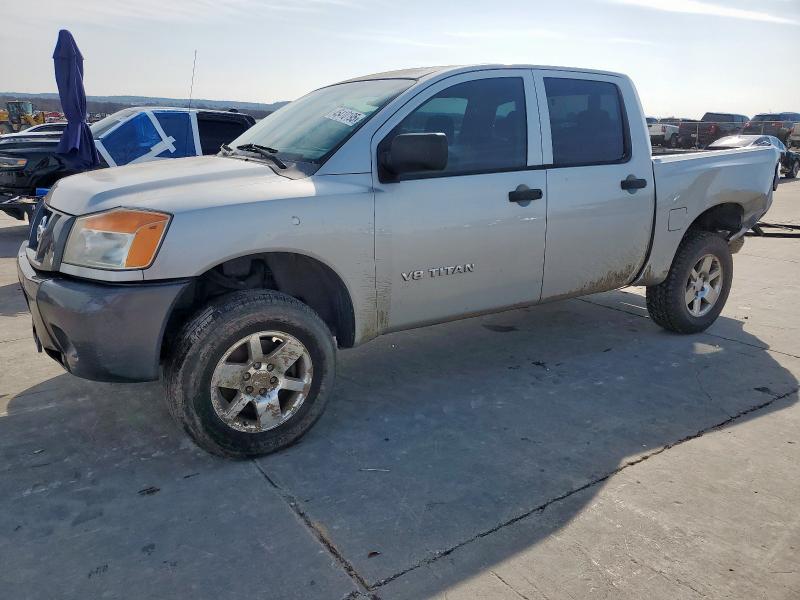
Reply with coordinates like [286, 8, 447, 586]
[390, 77, 527, 176]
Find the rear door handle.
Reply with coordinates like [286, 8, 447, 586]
[509, 185, 543, 205]
[621, 176, 648, 191]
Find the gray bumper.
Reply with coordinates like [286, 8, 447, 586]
[17, 242, 190, 383]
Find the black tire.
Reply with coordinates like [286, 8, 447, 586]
[165, 290, 336, 458]
[646, 230, 733, 334]
[773, 165, 780, 191]
[788, 160, 799, 179]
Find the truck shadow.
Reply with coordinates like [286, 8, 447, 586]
[0, 281, 27, 318]
[2, 292, 797, 597]
[0, 221, 28, 259]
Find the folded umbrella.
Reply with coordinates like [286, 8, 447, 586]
[53, 29, 99, 169]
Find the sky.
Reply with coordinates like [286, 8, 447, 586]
[1, 0, 798, 118]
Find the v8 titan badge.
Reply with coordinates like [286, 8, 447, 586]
[402, 263, 475, 282]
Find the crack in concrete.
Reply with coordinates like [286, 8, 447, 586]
[249, 294, 798, 595]
[368, 387, 797, 591]
[251, 460, 380, 600]
[490, 570, 533, 600]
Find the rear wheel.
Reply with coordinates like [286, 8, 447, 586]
[788, 160, 799, 179]
[668, 133, 678, 148]
[165, 290, 336, 458]
[646, 231, 733, 334]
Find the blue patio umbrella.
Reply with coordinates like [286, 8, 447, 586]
[53, 29, 99, 169]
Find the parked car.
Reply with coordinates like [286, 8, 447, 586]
[742, 113, 800, 146]
[0, 107, 255, 219]
[789, 123, 800, 149]
[647, 117, 679, 148]
[17, 65, 779, 457]
[0, 122, 67, 138]
[678, 112, 749, 148]
[708, 134, 797, 185]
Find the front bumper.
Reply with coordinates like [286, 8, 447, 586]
[17, 243, 190, 382]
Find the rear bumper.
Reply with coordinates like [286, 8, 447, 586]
[17, 243, 190, 382]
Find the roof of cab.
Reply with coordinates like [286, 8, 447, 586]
[338, 64, 628, 84]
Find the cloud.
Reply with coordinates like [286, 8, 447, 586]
[609, 0, 798, 25]
[445, 29, 569, 40]
[444, 29, 656, 46]
[340, 32, 455, 48]
[602, 37, 658, 45]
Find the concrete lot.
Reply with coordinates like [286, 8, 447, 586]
[0, 179, 798, 600]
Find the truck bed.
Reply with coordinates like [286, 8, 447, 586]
[635, 146, 778, 286]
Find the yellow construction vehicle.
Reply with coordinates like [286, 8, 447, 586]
[0, 101, 46, 134]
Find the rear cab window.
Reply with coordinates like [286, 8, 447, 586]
[543, 77, 628, 166]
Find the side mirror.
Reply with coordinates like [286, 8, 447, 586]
[380, 133, 448, 179]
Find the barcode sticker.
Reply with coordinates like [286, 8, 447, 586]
[324, 107, 367, 127]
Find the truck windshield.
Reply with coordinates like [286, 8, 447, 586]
[228, 78, 413, 166]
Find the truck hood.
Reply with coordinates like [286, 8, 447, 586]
[47, 155, 309, 215]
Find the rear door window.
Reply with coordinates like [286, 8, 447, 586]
[544, 77, 627, 166]
[389, 77, 527, 176]
[153, 111, 198, 158]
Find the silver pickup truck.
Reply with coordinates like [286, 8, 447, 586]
[17, 65, 778, 457]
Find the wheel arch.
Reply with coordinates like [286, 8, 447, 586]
[633, 201, 746, 287]
[162, 251, 358, 360]
[689, 202, 744, 236]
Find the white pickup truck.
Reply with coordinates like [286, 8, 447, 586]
[647, 117, 679, 148]
[17, 65, 778, 457]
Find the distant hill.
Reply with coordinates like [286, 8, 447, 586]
[0, 92, 288, 119]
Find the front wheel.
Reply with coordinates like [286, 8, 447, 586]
[646, 231, 733, 334]
[165, 290, 336, 458]
[788, 160, 799, 179]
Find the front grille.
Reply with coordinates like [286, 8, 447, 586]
[27, 200, 50, 252]
[26, 203, 70, 271]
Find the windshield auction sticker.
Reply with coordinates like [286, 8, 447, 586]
[324, 107, 367, 127]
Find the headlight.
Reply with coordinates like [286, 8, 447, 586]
[63, 208, 171, 270]
[0, 156, 27, 169]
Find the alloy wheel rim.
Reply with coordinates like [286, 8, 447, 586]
[210, 330, 313, 433]
[685, 254, 723, 318]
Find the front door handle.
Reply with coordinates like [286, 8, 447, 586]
[621, 175, 648, 191]
[509, 184, 543, 205]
